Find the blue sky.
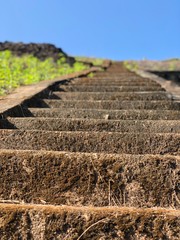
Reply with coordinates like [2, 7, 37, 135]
[0, 0, 179, 60]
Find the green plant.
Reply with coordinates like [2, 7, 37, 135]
[123, 61, 138, 71]
[87, 72, 94, 78]
[91, 58, 104, 66]
[0, 51, 88, 95]
[169, 62, 175, 71]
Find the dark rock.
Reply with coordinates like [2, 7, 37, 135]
[0, 41, 75, 65]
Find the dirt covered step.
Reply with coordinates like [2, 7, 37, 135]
[0, 204, 179, 239]
[106, 68, 131, 72]
[76, 77, 149, 82]
[0, 130, 179, 154]
[94, 74, 146, 78]
[26, 108, 180, 120]
[69, 81, 160, 87]
[94, 73, 136, 76]
[0, 150, 179, 208]
[70, 80, 160, 86]
[51, 91, 170, 101]
[74, 76, 156, 82]
[58, 85, 164, 92]
[95, 72, 136, 77]
[1, 118, 180, 133]
[33, 99, 180, 110]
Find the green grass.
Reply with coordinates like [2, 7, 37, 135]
[87, 72, 95, 78]
[91, 58, 104, 66]
[123, 61, 139, 71]
[75, 56, 104, 66]
[0, 51, 88, 95]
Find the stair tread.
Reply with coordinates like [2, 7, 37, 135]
[0, 203, 179, 239]
[69, 82, 160, 86]
[50, 91, 170, 101]
[58, 85, 164, 92]
[26, 108, 180, 120]
[0, 149, 179, 208]
[0, 129, 179, 154]
[0, 203, 179, 215]
[34, 99, 180, 110]
[1, 118, 180, 132]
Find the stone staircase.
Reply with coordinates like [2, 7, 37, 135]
[0, 62, 179, 239]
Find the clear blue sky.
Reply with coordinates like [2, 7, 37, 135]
[0, 0, 179, 60]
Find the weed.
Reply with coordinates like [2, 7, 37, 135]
[169, 62, 175, 71]
[0, 51, 88, 95]
[124, 61, 138, 71]
[87, 72, 94, 78]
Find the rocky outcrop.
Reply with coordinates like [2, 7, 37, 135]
[0, 41, 75, 65]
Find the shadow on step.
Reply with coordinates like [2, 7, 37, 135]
[0, 105, 34, 118]
[0, 119, 17, 129]
[23, 98, 51, 108]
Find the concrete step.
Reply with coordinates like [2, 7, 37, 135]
[95, 72, 136, 77]
[106, 68, 131, 72]
[0, 150, 179, 208]
[94, 74, 143, 78]
[95, 72, 136, 76]
[101, 69, 143, 73]
[0, 130, 179, 154]
[58, 85, 165, 92]
[1, 118, 179, 133]
[26, 108, 180, 120]
[0, 203, 179, 239]
[50, 91, 170, 101]
[74, 77, 155, 82]
[33, 99, 180, 110]
[70, 79, 160, 86]
[78, 77, 148, 82]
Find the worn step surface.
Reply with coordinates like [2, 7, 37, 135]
[0, 150, 179, 208]
[0, 130, 179, 154]
[95, 72, 138, 77]
[33, 99, 180, 110]
[26, 108, 180, 120]
[58, 85, 165, 92]
[69, 80, 161, 86]
[74, 78, 156, 83]
[50, 91, 171, 100]
[1, 118, 180, 132]
[0, 204, 179, 240]
[73, 77, 158, 83]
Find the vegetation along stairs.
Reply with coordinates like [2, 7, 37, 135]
[0, 61, 180, 239]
